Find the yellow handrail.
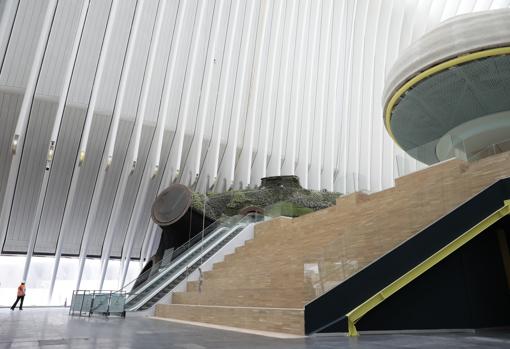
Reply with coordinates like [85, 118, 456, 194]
[384, 46, 510, 146]
[346, 200, 510, 336]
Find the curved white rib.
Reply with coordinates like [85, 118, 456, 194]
[75, 0, 146, 292]
[3, 1, 510, 295]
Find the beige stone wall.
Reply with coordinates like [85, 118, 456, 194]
[156, 304, 304, 335]
[156, 152, 510, 333]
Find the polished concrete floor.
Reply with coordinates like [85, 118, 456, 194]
[1, 308, 510, 348]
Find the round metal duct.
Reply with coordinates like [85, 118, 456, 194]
[151, 184, 192, 226]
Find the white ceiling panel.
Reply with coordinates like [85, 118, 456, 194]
[60, 112, 111, 255]
[0, 0, 48, 88]
[34, 106, 86, 254]
[110, 123, 154, 258]
[67, 0, 112, 107]
[130, 128, 172, 259]
[120, 0, 159, 121]
[141, 0, 180, 125]
[96, 0, 137, 114]
[0, 91, 21, 214]
[0, 0, 20, 71]
[36, 0, 83, 99]
[3, 98, 56, 253]
[87, 118, 134, 257]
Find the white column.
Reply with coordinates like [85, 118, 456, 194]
[99, 0, 169, 291]
[222, 0, 258, 187]
[372, 0, 392, 192]
[209, 0, 243, 189]
[237, 0, 271, 188]
[105, 0, 146, 165]
[360, 0, 383, 192]
[255, 0, 285, 181]
[296, 0, 321, 189]
[283, 0, 310, 176]
[339, 0, 358, 194]
[269, 0, 297, 177]
[74, 0, 146, 292]
[0, 0, 19, 71]
[154, 0, 190, 183]
[129, 0, 169, 170]
[33, 0, 92, 302]
[119, 168, 152, 287]
[166, 0, 208, 181]
[51, 0, 120, 292]
[78, 0, 120, 164]
[349, 0, 369, 192]
[324, 0, 345, 191]
[192, 0, 228, 187]
[310, 0, 334, 190]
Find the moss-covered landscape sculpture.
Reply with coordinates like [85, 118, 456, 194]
[191, 175, 341, 220]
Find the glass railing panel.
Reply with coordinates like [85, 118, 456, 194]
[135, 219, 225, 279]
[180, 213, 265, 270]
[175, 213, 266, 304]
[122, 217, 240, 295]
[124, 213, 267, 310]
[305, 143, 496, 301]
[466, 137, 510, 162]
[91, 293, 110, 313]
[396, 132, 510, 181]
[69, 290, 127, 317]
[305, 231, 364, 299]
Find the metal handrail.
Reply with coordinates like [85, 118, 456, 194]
[71, 214, 266, 314]
[124, 220, 254, 311]
[69, 290, 127, 317]
[121, 216, 243, 296]
[124, 226, 230, 303]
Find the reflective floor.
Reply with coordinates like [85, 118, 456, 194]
[1, 308, 510, 348]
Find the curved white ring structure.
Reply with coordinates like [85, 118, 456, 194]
[384, 8, 510, 105]
[384, 8, 510, 164]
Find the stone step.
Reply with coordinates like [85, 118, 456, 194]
[155, 304, 304, 335]
[186, 276, 272, 292]
[211, 258, 305, 274]
[201, 269, 303, 286]
[172, 288, 305, 308]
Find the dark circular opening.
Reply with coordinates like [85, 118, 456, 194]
[151, 184, 192, 226]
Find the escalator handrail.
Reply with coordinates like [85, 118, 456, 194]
[122, 216, 241, 295]
[125, 226, 229, 302]
[119, 216, 237, 293]
[125, 221, 253, 311]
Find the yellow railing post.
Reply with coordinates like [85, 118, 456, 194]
[347, 317, 358, 337]
[342, 199, 510, 336]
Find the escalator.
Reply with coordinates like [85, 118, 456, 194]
[305, 178, 510, 335]
[124, 213, 265, 311]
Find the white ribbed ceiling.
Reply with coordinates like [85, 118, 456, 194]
[0, 0, 508, 279]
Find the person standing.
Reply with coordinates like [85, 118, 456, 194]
[10, 282, 26, 310]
